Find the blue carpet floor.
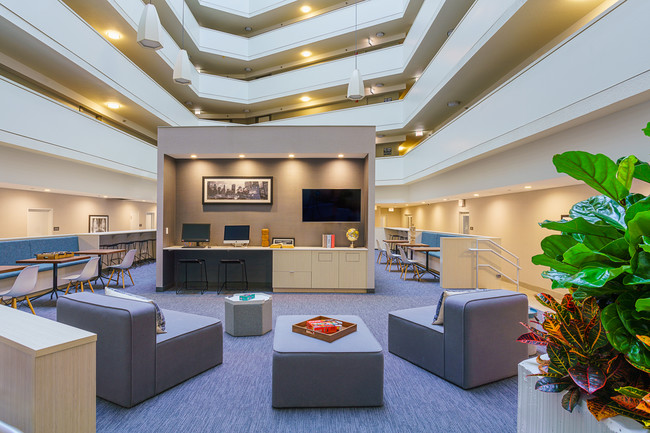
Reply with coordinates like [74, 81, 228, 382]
[22, 254, 519, 433]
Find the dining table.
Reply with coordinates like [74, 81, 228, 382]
[407, 246, 441, 275]
[0, 265, 27, 274]
[16, 255, 92, 298]
[382, 239, 410, 253]
[76, 249, 126, 286]
[396, 243, 428, 259]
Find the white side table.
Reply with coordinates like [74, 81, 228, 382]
[224, 293, 272, 336]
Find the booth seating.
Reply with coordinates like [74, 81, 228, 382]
[0, 236, 90, 293]
[57, 292, 223, 408]
[388, 289, 528, 389]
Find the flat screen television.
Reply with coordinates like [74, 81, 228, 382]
[224, 225, 250, 246]
[302, 189, 362, 222]
[181, 223, 210, 244]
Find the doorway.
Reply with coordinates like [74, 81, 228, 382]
[145, 212, 156, 229]
[27, 208, 53, 237]
[459, 212, 470, 234]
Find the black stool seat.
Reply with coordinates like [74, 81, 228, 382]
[218, 259, 248, 294]
[177, 258, 207, 294]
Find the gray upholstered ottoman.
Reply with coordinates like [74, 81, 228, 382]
[224, 293, 272, 336]
[272, 315, 383, 408]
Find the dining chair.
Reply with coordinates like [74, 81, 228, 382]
[398, 245, 422, 281]
[0, 265, 39, 314]
[63, 256, 100, 294]
[384, 241, 402, 272]
[106, 249, 137, 289]
[376, 239, 387, 264]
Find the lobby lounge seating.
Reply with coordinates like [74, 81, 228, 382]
[0, 236, 90, 294]
[388, 289, 527, 389]
[0, 265, 39, 314]
[57, 292, 223, 408]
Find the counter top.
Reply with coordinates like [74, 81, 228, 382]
[164, 246, 368, 251]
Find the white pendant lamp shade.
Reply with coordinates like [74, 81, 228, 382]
[347, 68, 365, 100]
[137, 4, 163, 50]
[173, 49, 193, 85]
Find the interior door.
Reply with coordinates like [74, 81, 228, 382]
[145, 212, 156, 229]
[459, 212, 470, 234]
[27, 208, 53, 236]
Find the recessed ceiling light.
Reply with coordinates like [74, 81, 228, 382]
[524, 185, 532, 189]
[301, 50, 312, 57]
[300, 96, 311, 102]
[421, 202, 425, 204]
[244, 26, 252, 32]
[289, 154, 295, 158]
[338, 154, 344, 158]
[194, 109, 201, 115]
[473, 193, 479, 197]
[106, 30, 121, 40]
[376, 31, 385, 37]
[398, 145, 405, 151]
[447, 28, 454, 37]
[447, 100, 461, 107]
[443, 198, 448, 201]
[244, 67, 252, 72]
[388, 207, 394, 212]
[375, 83, 384, 88]
[300, 5, 312, 13]
[415, 130, 423, 137]
[243, 109, 250, 113]
[239, 154, 246, 158]
[103, 195, 108, 198]
[44, 189, 51, 192]
[106, 102, 121, 109]
[190, 154, 197, 158]
[377, 134, 385, 138]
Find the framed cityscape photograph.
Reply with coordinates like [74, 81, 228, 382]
[203, 176, 273, 204]
[89, 215, 109, 233]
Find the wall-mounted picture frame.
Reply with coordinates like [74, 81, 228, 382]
[203, 176, 273, 204]
[89, 215, 109, 233]
[272, 238, 295, 246]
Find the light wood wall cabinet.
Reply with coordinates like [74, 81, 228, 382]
[0, 307, 97, 433]
[273, 248, 368, 292]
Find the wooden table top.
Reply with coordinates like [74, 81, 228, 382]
[409, 247, 441, 252]
[0, 265, 27, 274]
[383, 239, 409, 243]
[396, 242, 428, 248]
[76, 249, 126, 255]
[16, 255, 92, 265]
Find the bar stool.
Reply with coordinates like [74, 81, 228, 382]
[177, 258, 207, 294]
[217, 259, 248, 294]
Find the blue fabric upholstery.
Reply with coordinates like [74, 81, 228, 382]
[0, 236, 82, 280]
[0, 240, 32, 265]
[29, 236, 79, 255]
[420, 232, 466, 259]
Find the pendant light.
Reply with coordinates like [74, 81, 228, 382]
[137, 1, 163, 50]
[346, 3, 365, 101]
[173, 2, 192, 85]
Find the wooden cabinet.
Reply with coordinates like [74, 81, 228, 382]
[273, 250, 312, 289]
[311, 251, 339, 288]
[339, 250, 367, 289]
[0, 307, 97, 433]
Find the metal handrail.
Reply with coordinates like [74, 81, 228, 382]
[470, 238, 520, 291]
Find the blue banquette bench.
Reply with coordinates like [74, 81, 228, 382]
[420, 231, 466, 260]
[0, 236, 90, 293]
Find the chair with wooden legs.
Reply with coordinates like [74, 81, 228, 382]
[0, 265, 39, 314]
[106, 249, 137, 289]
[63, 257, 100, 294]
[376, 239, 387, 264]
[384, 241, 402, 272]
[397, 245, 423, 281]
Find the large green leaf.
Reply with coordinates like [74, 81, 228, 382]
[626, 211, 650, 255]
[532, 254, 579, 274]
[625, 193, 648, 207]
[601, 303, 650, 372]
[553, 151, 629, 201]
[563, 243, 627, 268]
[634, 162, 650, 184]
[617, 155, 638, 191]
[625, 197, 650, 225]
[599, 238, 631, 261]
[629, 251, 650, 281]
[557, 266, 627, 288]
[540, 235, 579, 259]
[541, 218, 622, 240]
[643, 122, 650, 137]
[583, 234, 618, 252]
[636, 297, 650, 312]
[570, 196, 626, 230]
[616, 292, 650, 342]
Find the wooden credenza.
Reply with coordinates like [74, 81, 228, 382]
[0, 307, 97, 433]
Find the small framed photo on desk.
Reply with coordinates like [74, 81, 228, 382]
[272, 238, 294, 246]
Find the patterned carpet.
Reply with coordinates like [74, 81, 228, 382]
[18, 253, 520, 433]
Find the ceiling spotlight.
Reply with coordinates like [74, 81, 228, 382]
[473, 193, 479, 197]
[289, 154, 295, 158]
[338, 154, 344, 158]
[388, 207, 394, 212]
[243, 109, 250, 113]
[301, 50, 312, 57]
[421, 202, 425, 204]
[44, 189, 51, 192]
[447, 28, 454, 37]
[194, 109, 201, 115]
[376, 31, 385, 37]
[106, 30, 122, 40]
[415, 130, 423, 137]
[106, 102, 121, 109]
[447, 100, 461, 107]
[300, 5, 311, 13]
[239, 154, 246, 158]
[375, 83, 384, 88]
[103, 195, 109, 198]
[244, 26, 252, 32]
[300, 96, 311, 102]
[190, 154, 197, 158]
[524, 185, 532, 189]
[244, 67, 252, 72]
[377, 134, 385, 138]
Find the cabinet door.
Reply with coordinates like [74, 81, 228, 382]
[339, 251, 367, 288]
[273, 250, 311, 271]
[272, 271, 312, 288]
[311, 251, 339, 288]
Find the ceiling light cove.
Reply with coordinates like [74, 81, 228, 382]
[106, 30, 121, 40]
[106, 102, 121, 109]
[300, 5, 312, 13]
[300, 96, 311, 102]
[300, 50, 312, 58]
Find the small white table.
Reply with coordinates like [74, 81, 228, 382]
[224, 293, 272, 336]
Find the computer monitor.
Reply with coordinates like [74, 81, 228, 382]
[181, 223, 210, 246]
[223, 225, 250, 246]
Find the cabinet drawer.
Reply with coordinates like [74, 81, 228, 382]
[273, 271, 312, 288]
[273, 251, 311, 272]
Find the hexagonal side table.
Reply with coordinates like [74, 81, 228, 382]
[224, 293, 272, 337]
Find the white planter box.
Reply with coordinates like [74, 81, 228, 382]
[517, 359, 645, 433]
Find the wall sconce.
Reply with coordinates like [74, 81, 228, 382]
[458, 199, 465, 207]
[388, 207, 394, 212]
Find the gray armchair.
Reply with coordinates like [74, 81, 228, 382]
[388, 289, 527, 389]
[57, 292, 223, 407]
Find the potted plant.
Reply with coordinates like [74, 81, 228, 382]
[520, 123, 650, 426]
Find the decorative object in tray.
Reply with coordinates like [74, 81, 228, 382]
[292, 315, 357, 342]
[36, 251, 74, 260]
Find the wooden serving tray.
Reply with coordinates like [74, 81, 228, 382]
[292, 315, 357, 343]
